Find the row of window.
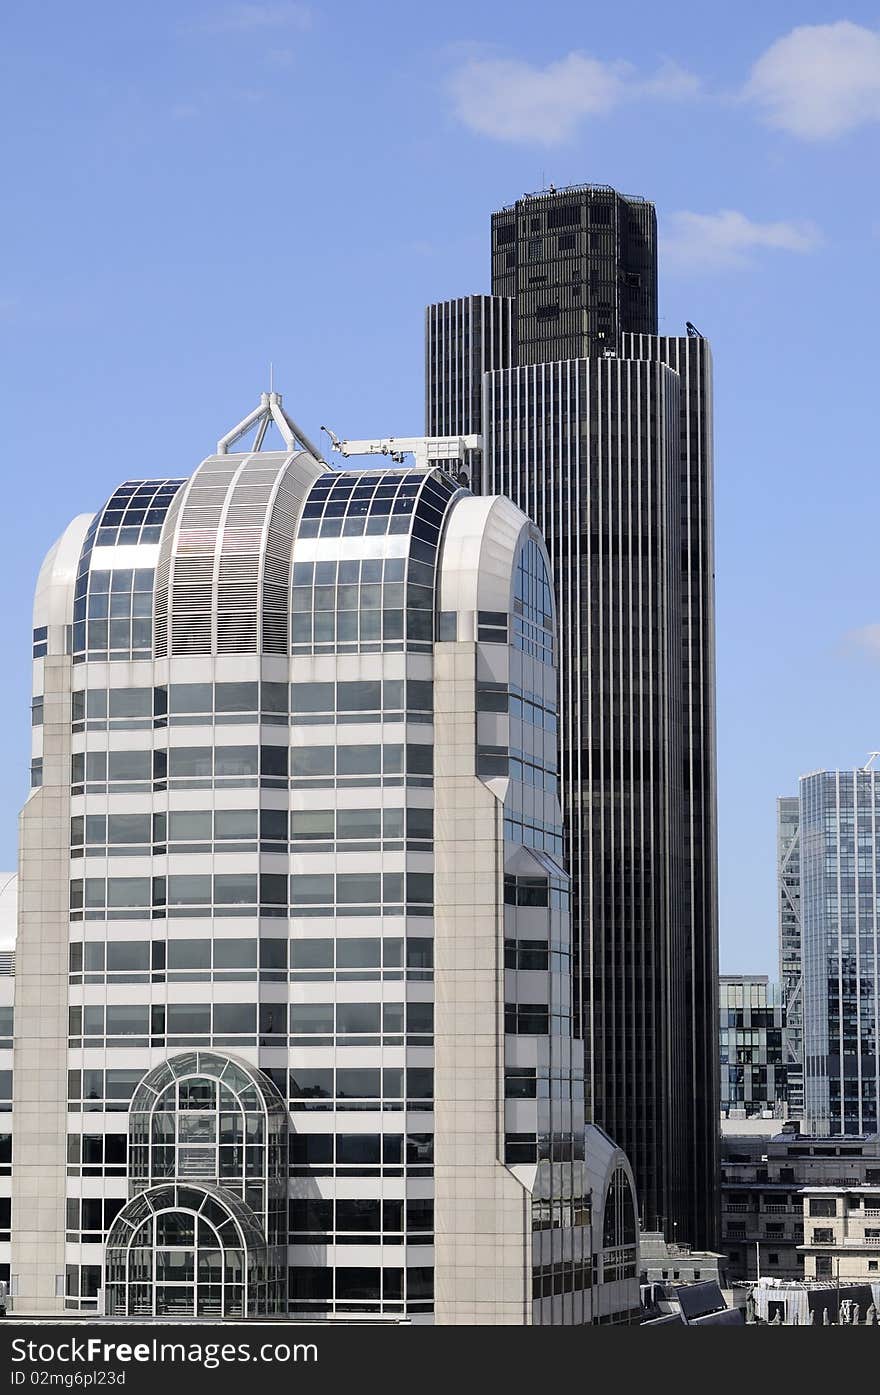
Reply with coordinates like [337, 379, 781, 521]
[68, 1001, 434, 1040]
[505, 1068, 560, 1099]
[288, 1197, 432, 1235]
[71, 743, 433, 787]
[477, 681, 558, 732]
[506, 1132, 586, 1164]
[72, 564, 156, 661]
[503, 812, 565, 860]
[70, 679, 433, 726]
[288, 1133, 434, 1172]
[70, 871, 434, 915]
[288, 1264, 433, 1305]
[503, 878, 567, 910]
[477, 746, 558, 794]
[291, 605, 432, 650]
[531, 1262, 593, 1300]
[66, 1197, 436, 1244]
[69, 935, 432, 979]
[504, 939, 570, 971]
[72, 807, 433, 853]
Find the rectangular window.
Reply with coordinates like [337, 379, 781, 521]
[109, 688, 152, 718]
[214, 873, 258, 905]
[336, 1003, 380, 1035]
[338, 680, 381, 712]
[107, 813, 151, 845]
[168, 747, 213, 778]
[336, 808, 381, 840]
[215, 682, 259, 713]
[105, 1006, 149, 1036]
[214, 746, 258, 777]
[168, 940, 211, 970]
[216, 809, 258, 840]
[106, 941, 149, 972]
[336, 874, 381, 904]
[167, 875, 212, 906]
[213, 1003, 256, 1034]
[291, 875, 333, 906]
[291, 747, 334, 776]
[291, 809, 335, 840]
[108, 751, 151, 782]
[337, 746, 381, 776]
[290, 1004, 334, 1035]
[292, 682, 335, 716]
[168, 684, 213, 714]
[290, 940, 333, 969]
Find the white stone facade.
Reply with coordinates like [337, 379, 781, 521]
[8, 413, 615, 1323]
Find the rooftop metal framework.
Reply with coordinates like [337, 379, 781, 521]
[216, 391, 325, 461]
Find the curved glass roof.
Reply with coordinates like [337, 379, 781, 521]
[297, 466, 458, 541]
[129, 1049, 287, 1119]
[105, 1179, 268, 1254]
[93, 479, 187, 548]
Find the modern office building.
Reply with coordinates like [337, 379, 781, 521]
[778, 796, 803, 1116]
[801, 768, 880, 1136]
[719, 975, 786, 1118]
[425, 182, 719, 1249]
[8, 391, 643, 1323]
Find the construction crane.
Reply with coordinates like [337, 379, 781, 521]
[863, 752, 880, 771]
[320, 426, 482, 471]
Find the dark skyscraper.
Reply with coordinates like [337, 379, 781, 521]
[425, 182, 719, 1248]
[490, 186, 657, 364]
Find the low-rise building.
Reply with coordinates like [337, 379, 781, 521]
[722, 1123, 880, 1282]
[638, 1230, 725, 1286]
[801, 1186, 880, 1281]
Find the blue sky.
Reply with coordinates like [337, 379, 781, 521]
[2, 1, 880, 975]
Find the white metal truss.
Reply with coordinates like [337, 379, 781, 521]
[320, 425, 481, 469]
[778, 825, 803, 1066]
[217, 391, 325, 461]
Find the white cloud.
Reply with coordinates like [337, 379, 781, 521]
[641, 59, 702, 100]
[186, 3, 312, 35]
[663, 209, 822, 271]
[745, 21, 880, 139]
[842, 624, 880, 660]
[447, 50, 699, 146]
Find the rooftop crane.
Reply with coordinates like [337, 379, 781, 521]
[320, 426, 482, 471]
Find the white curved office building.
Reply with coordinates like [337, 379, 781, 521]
[9, 393, 639, 1323]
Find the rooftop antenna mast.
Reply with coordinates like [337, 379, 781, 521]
[217, 390, 325, 461]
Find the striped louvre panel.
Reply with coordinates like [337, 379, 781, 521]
[622, 331, 719, 1250]
[483, 355, 689, 1242]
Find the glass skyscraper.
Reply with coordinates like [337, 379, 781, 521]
[801, 768, 880, 1136]
[9, 392, 642, 1323]
[719, 975, 786, 1117]
[426, 183, 719, 1249]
